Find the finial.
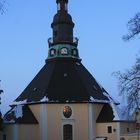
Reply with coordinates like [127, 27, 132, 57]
[56, 0, 68, 12]
[56, 0, 68, 4]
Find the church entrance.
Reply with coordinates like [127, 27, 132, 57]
[63, 124, 73, 140]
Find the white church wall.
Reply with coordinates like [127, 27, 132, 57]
[3, 124, 39, 140]
[30, 103, 90, 140]
[89, 103, 103, 140]
[3, 124, 18, 140]
[18, 124, 39, 140]
[29, 103, 105, 140]
[96, 122, 120, 140]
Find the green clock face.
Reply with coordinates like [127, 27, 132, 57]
[63, 106, 72, 118]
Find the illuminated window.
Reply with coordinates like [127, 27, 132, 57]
[63, 106, 72, 118]
[63, 124, 73, 140]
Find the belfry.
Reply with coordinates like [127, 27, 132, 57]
[1, 1, 136, 140]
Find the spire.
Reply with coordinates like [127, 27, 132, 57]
[48, 0, 78, 47]
[47, 0, 79, 60]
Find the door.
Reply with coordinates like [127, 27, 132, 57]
[63, 124, 73, 140]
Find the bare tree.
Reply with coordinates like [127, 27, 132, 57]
[114, 12, 140, 117]
[0, 0, 6, 14]
[123, 13, 140, 41]
[114, 57, 140, 116]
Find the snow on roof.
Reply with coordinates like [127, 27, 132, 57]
[14, 105, 23, 119]
[12, 99, 27, 105]
[109, 103, 133, 121]
[110, 103, 120, 120]
[4, 105, 38, 124]
[95, 79, 119, 104]
[40, 96, 49, 102]
[3, 105, 23, 124]
[90, 96, 111, 104]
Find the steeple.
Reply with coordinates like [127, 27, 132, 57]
[49, 0, 78, 46]
[47, 0, 79, 60]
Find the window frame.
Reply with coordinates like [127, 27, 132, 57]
[107, 126, 112, 133]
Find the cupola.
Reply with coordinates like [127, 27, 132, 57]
[47, 0, 79, 60]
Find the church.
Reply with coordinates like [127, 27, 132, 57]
[0, 0, 137, 140]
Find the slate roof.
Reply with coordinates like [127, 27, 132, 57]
[96, 104, 114, 123]
[96, 103, 135, 122]
[3, 105, 38, 124]
[12, 58, 118, 105]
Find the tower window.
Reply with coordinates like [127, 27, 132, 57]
[72, 49, 77, 56]
[54, 31, 58, 37]
[57, 3, 61, 11]
[107, 126, 112, 133]
[63, 124, 73, 140]
[50, 49, 56, 56]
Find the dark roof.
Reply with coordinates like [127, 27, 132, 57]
[97, 103, 137, 123]
[3, 105, 38, 124]
[96, 104, 114, 123]
[13, 58, 116, 105]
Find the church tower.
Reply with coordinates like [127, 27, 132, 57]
[3, 1, 122, 140]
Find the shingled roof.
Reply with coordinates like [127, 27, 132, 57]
[12, 58, 117, 105]
[4, 105, 38, 124]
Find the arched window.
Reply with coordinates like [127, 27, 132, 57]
[63, 124, 73, 140]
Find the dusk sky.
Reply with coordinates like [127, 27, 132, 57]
[0, 0, 140, 113]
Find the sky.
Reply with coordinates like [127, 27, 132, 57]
[0, 0, 140, 114]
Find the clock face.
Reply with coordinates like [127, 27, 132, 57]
[61, 48, 68, 55]
[63, 106, 72, 118]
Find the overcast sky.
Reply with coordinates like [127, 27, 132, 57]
[0, 0, 140, 113]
